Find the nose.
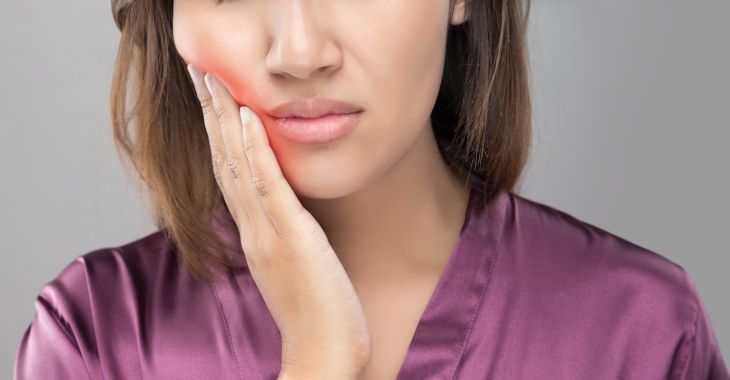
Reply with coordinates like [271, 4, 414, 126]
[265, 1, 342, 80]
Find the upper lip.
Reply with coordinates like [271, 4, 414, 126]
[267, 98, 364, 119]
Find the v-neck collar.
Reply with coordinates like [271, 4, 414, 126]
[395, 186, 509, 379]
[209, 186, 511, 378]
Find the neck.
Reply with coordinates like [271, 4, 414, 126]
[299, 121, 471, 280]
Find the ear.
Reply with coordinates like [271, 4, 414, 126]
[449, 0, 469, 26]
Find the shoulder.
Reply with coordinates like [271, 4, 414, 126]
[504, 192, 699, 328]
[36, 230, 182, 326]
[499, 193, 730, 377]
[506, 191, 689, 281]
[16, 230, 186, 378]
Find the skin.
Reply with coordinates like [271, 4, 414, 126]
[174, 1, 469, 378]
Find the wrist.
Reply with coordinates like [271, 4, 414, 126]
[277, 364, 366, 380]
[278, 339, 371, 380]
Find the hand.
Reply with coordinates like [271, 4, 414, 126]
[185, 64, 372, 378]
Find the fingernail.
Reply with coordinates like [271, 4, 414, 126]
[187, 64, 203, 87]
[240, 106, 251, 126]
[204, 73, 216, 95]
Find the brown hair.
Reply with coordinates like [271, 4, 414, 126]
[109, 0, 533, 285]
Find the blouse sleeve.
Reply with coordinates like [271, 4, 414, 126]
[670, 270, 730, 380]
[13, 294, 91, 380]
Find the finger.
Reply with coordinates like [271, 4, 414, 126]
[240, 105, 310, 239]
[186, 63, 248, 226]
[203, 72, 268, 230]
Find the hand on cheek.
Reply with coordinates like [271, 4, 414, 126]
[185, 63, 295, 228]
[185, 64, 373, 373]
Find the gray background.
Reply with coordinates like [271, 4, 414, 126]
[2, 0, 728, 376]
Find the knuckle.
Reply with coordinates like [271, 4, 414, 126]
[249, 166, 272, 198]
[212, 99, 225, 117]
[199, 96, 214, 114]
[248, 238, 280, 268]
[210, 146, 225, 187]
[249, 252, 276, 271]
[225, 153, 242, 181]
[258, 237, 282, 256]
[213, 167, 225, 189]
[210, 145, 223, 165]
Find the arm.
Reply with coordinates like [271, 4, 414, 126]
[14, 295, 91, 380]
[669, 270, 730, 380]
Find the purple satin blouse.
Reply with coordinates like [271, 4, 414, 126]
[14, 188, 730, 379]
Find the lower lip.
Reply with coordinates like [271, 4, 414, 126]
[269, 112, 362, 145]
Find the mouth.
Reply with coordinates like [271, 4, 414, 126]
[269, 111, 363, 145]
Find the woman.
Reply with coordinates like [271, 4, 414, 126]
[13, 0, 729, 379]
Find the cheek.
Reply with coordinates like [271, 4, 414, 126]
[384, 4, 448, 107]
[173, 17, 260, 107]
[358, 1, 449, 139]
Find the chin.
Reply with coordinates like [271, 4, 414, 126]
[282, 163, 362, 200]
[267, 129, 373, 201]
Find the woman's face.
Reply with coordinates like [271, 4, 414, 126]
[172, 0, 466, 200]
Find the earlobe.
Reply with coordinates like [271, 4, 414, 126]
[449, 0, 469, 26]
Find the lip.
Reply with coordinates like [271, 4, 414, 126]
[267, 97, 364, 119]
[266, 98, 363, 144]
[269, 111, 362, 145]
